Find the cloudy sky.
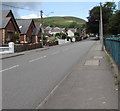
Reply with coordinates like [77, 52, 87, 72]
[1, 1, 119, 21]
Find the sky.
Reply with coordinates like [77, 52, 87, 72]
[1, 1, 120, 21]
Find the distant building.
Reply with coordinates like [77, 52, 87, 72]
[67, 30, 74, 37]
[44, 27, 65, 36]
[118, 1, 120, 10]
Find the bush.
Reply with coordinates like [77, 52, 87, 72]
[74, 32, 80, 37]
[49, 38, 58, 43]
[14, 33, 20, 43]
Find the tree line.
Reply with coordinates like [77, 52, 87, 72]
[87, 2, 120, 36]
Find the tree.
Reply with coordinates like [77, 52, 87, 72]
[69, 22, 78, 28]
[55, 33, 61, 37]
[87, 6, 100, 34]
[74, 32, 80, 37]
[109, 10, 120, 35]
[87, 2, 116, 35]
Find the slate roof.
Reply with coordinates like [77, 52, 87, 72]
[32, 28, 40, 36]
[32, 21, 42, 36]
[0, 10, 11, 28]
[16, 19, 33, 34]
[0, 10, 20, 33]
[34, 21, 41, 28]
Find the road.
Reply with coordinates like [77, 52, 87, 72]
[2, 40, 95, 109]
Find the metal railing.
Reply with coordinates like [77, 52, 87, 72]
[104, 37, 120, 68]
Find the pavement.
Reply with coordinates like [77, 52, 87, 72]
[38, 41, 118, 109]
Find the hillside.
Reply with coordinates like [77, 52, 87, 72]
[34, 16, 86, 28]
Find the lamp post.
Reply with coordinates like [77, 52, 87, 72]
[100, 2, 104, 51]
[40, 10, 43, 47]
[40, 11, 54, 47]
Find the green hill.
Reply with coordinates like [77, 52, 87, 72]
[34, 16, 86, 28]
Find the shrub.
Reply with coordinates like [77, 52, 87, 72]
[49, 38, 58, 43]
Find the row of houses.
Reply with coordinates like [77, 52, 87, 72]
[0, 10, 42, 45]
[0, 10, 87, 46]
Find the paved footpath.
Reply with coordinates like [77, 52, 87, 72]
[38, 41, 118, 109]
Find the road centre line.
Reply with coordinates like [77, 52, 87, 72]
[51, 51, 60, 55]
[62, 48, 69, 51]
[29, 56, 47, 63]
[0, 65, 19, 72]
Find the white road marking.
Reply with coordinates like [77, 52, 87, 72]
[51, 51, 60, 55]
[0, 65, 19, 72]
[36, 68, 71, 109]
[29, 56, 47, 63]
[62, 48, 69, 51]
[102, 101, 107, 104]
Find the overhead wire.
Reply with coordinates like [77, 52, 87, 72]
[1, 3, 40, 12]
[1, 3, 83, 17]
[1, 3, 53, 18]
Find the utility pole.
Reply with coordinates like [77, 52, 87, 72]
[40, 10, 43, 47]
[100, 2, 104, 51]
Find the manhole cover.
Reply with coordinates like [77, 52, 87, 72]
[84, 60, 99, 66]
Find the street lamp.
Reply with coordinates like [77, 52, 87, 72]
[100, 2, 104, 51]
[46, 12, 54, 17]
[40, 11, 54, 47]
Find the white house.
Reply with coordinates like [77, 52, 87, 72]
[67, 30, 74, 37]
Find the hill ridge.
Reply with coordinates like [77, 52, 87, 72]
[34, 16, 86, 28]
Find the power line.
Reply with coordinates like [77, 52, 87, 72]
[1, 3, 53, 18]
[1, 3, 83, 18]
[1, 3, 40, 12]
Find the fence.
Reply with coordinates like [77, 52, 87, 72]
[104, 37, 120, 68]
[0, 42, 14, 54]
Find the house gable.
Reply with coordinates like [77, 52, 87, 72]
[16, 19, 35, 35]
[0, 10, 20, 33]
[26, 20, 36, 37]
[6, 10, 20, 33]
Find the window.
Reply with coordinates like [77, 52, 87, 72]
[7, 32, 13, 42]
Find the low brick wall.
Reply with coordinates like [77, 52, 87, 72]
[46, 41, 58, 46]
[14, 43, 42, 52]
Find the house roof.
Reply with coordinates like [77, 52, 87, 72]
[34, 21, 41, 28]
[0, 10, 12, 28]
[16, 19, 33, 34]
[32, 28, 40, 36]
[0, 10, 20, 33]
[32, 21, 42, 36]
[69, 28, 77, 33]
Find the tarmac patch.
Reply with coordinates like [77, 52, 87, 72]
[84, 60, 99, 66]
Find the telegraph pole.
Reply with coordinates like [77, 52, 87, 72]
[40, 10, 43, 47]
[100, 2, 104, 51]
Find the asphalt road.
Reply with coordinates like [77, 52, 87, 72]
[2, 40, 95, 109]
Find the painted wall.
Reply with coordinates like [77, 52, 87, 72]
[0, 30, 2, 45]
